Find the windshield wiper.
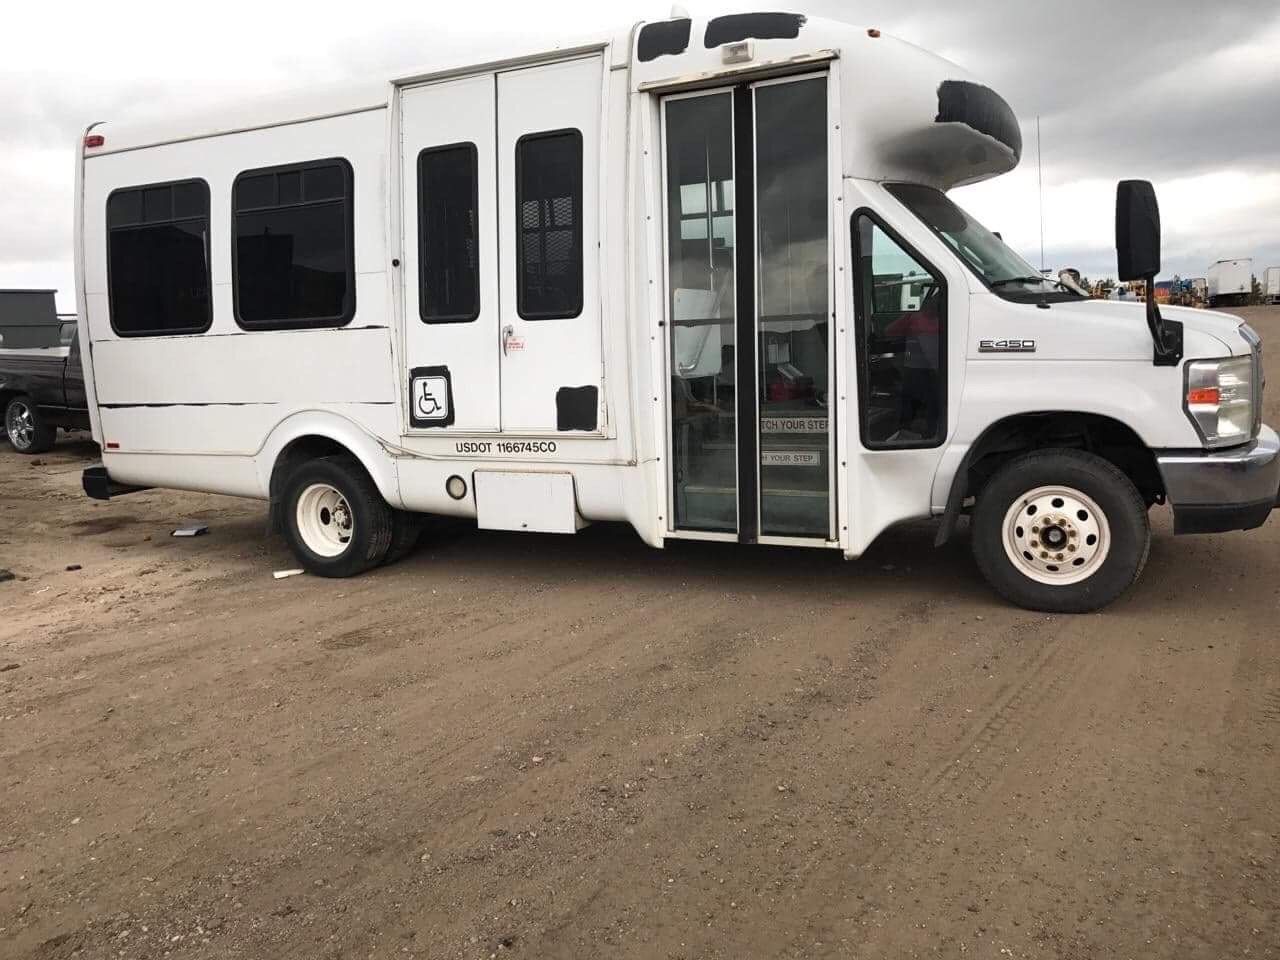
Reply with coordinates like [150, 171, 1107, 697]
[990, 275, 1051, 289]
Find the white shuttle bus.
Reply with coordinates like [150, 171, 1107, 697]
[74, 13, 1278, 612]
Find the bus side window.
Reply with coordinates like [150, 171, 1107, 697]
[853, 214, 947, 449]
[419, 142, 480, 323]
[515, 129, 583, 320]
[106, 179, 212, 337]
[232, 158, 355, 330]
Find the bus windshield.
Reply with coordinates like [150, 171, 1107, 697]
[885, 183, 1083, 303]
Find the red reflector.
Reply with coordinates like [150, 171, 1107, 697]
[105, 441, 120, 449]
[84, 134, 105, 148]
[1187, 387, 1219, 405]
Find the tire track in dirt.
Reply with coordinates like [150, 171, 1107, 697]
[752, 620, 1078, 956]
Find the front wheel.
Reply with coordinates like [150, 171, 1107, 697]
[282, 456, 394, 577]
[971, 449, 1150, 613]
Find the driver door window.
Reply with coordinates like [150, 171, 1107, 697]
[853, 215, 946, 448]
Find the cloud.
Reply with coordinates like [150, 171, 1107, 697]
[954, 168, 1280, 282]
[2, 0, 1277, 309]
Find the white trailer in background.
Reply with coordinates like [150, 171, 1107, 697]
[1208, 259, 1252, 307]
[73, 12, 1279, 613]
[1264, 266, 1280, 305]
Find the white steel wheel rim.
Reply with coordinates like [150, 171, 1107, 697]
[1002, 485, 1110, 586]
[6, 401, 34, 449]
[295, 483, 355, 558]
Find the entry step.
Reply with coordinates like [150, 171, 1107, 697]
[683, 484, 828, 500]
[703, 441, 826, 467]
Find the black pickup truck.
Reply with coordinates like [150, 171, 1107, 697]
[0, 321, 90, 453]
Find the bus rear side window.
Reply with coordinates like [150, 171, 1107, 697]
[419, 143, 479, 323]
[233, 158, 355, 330]
[516, 129, 582, 320]
[107, 179, 212, 337]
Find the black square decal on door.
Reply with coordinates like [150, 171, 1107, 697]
[409, 365, 455, 428]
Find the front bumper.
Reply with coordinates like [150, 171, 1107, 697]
[1156, 425, 1280, 534]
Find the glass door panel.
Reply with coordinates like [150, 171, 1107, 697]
[753, 77, 830, 538]
[664, 93, 737, 532]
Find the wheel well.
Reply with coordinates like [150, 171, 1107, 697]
[268, 435, 359, 533]
[962, 413, 1164, 508]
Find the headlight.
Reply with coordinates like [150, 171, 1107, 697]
[1185, 356, 1256, 447]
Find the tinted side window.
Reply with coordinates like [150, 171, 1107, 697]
[418, 143, 479, 323]
[516, 130, 582, 320]
[853, 213, 947, 449]
[107, 179, 212, 337]
[233, 159, 354, 330]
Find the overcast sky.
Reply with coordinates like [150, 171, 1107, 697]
[3, 0, 1278, 309]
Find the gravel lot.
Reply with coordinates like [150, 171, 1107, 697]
[2, 307, 1278, 959]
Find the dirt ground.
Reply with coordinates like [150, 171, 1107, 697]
[2, 307, 1278, 960]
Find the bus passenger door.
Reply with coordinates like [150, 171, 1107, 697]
[400, 75, 500, 432]
[661, 74, 835, 542]
[496, 56, 604, 434]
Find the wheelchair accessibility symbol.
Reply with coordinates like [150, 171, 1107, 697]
[412, 375, 449, 422]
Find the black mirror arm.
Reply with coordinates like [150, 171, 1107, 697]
[1145, 275, 1183, 367]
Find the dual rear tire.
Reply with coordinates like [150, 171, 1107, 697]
[281, 456, 424, 577]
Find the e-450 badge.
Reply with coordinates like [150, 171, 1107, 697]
[978, 338, 1036, 353]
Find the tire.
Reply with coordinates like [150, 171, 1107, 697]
[971, 449, 1150, 613]
[281, 455, 394, 577]
[383, 510, 426, 566]
[4, 395, 56, 454]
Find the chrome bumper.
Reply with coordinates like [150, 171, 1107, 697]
[1155, 425, 1280, 534]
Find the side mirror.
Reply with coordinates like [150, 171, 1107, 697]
[1115, 179, 1181, 366]
[1115, 180, 1161, 281]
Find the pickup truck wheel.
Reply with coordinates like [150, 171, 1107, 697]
[4, 395, 55, 454]
[971, 449, 1150, 613]
[282, 456, 393, 577]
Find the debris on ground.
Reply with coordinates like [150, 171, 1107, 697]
[0, 568, 14, 583]
[66, 563, 82, 571]
[273, 569, 305, 580]
[172, 525, 210, 537]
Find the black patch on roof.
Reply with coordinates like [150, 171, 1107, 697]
[935, 80, 1023, 164]
[637, 18, 691, 62]
[704, 12, 805, 48]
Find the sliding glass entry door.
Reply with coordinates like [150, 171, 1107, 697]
[662, 74, 832, 542]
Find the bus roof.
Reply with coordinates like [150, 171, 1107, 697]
[84, 12, 1022, 190]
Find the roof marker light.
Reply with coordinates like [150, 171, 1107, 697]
[84, 134, 105, 148]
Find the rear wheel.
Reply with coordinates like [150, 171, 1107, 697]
[383, 510, 426, 565]
[282, 456, 393, 577]
[4, 395, 55, 454]
[971, 449, 1150, 613]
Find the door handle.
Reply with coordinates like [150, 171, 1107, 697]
[501, 324, 514, 356]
